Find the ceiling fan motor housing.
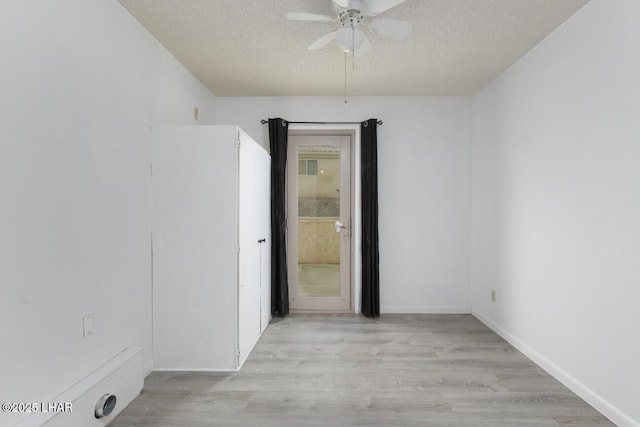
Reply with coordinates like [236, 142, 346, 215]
[338, 9, 365, 27]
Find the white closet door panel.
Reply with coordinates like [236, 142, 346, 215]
[237, 131, 266, 364]
[258, 144, 272, 333]
[152, 126, 238, 370]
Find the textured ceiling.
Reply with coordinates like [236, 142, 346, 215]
[118, 0, 589, 96]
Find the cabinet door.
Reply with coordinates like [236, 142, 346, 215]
[258, 146, 271, 333]
[237, 133, 267, 365]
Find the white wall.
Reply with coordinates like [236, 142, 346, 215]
[0, 1, 215, 425]
[217, 97, 472, 313]
[470, 1, 640, 425]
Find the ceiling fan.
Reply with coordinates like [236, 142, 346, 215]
[287, 0, 412, 57]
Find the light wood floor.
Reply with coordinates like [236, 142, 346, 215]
[110, 314, 613, 426]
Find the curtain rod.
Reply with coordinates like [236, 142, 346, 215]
[260, 119, 383, 126]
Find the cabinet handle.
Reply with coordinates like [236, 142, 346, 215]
[258, 238, 266, 243]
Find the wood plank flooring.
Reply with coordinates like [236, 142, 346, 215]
[110, 314, 614, 426]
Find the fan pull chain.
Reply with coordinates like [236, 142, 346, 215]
[344, 23, 357, 109]
[344, 51, 348, 108]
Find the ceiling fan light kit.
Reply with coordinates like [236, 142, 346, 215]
[336, 27, 365, 52]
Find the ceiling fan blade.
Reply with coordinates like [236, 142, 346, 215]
[333, 0, 350, 8]
[287, 12, 335, 22]
[370, 18, 412, 39]
[308, 30, 339, 50]
[355, 34, 372, 57]
[364, 0, 407, 16]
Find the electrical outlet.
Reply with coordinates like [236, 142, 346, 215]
[83, 313, 95, 337]
[193, 106, 199, 120]
[491, 289, 496, 303]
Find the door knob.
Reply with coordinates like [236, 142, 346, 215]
[335, 221, 347, 233]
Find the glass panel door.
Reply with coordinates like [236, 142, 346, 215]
[287, 135, 351, 311]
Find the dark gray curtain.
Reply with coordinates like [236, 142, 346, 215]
[361, 119, 380, 318]
[269, 118, 289, 316]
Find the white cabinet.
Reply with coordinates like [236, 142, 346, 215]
[151, 125, 270, 371]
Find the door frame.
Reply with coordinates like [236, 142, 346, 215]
[287, 124, 361, 313]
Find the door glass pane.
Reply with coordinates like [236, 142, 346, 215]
[297, 145, 340, 297]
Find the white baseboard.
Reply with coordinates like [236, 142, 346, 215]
[472, 308, 638, 427]
[18, 347, 144, 427]
[381, 305, 472, 314]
